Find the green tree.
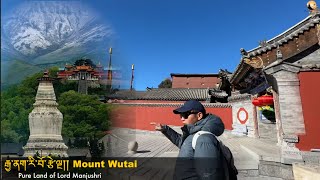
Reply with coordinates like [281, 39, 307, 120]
[1, 119, 21, 142]
[158, 78, 172, 88]
[58, 90, 111, 139]
[74, 59, 96, 68]
[1, 66, 112, 144]
[0, 68, 60, 143]
[49, 66, 59, 78]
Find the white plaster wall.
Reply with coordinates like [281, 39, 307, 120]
[231, 98, 255, 137]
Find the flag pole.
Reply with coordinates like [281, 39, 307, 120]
[107, 47, 113, 90]
[130, 64, 134, 91]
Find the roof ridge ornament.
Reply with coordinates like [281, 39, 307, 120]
[240, 48, 248, 58]
[307, 0, 318, 14]
[259, 39, 269, 47]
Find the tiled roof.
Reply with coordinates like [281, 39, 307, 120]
[209, 89, 228, 98]
[230, 13, 320, 84]
[228, 93, 251, 102]
[143, 88, 209, 100]
[111, 103, 232, 108]
[67, 148, 91, 157]
[108, 88, 228, 101]
[246, 13, 320, 57]
[229, 62, 251, 84]
[300, 63, 320, 70]
[1, 143, 24, 155]
[170, 73, 219, 77]
[107, 90, 146, 100]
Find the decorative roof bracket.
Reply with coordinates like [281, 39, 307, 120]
[243, 56, 264, 69]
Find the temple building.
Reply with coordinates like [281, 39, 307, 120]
[227, 2, 320, 163]
[58, 61, 105, 94]
[109, 70, 231, 103]
[57, 61, 121, 94]
[107, 1, 319, 163]
[100, 2, 320, 179]
[23, 71, 68, 157]
[106, 70, 233, 132]
[57, 48, 121, 94]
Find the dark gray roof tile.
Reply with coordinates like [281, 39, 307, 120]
[1, 143, 24, 155]
[67, 148, 90, 157]
[109, 88, 213, 101]
[247, 14, 320, 57]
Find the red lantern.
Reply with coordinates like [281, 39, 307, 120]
[258, 95, 273, 105]
[252, 98, 262, 106]
[252, 94, 274, 106]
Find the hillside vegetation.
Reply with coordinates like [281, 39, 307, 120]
[1, 67, 112, 144]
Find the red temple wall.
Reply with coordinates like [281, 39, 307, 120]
[111, 104, 232, 131]
[296, 71, 320, 151]
[172, 76, 220, 88]
[122, 100, 205, 103]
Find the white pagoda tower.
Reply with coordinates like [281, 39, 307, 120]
[23, 71, 68, 157]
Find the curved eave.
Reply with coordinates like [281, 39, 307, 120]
[229, 61, 252, 85]
[247, 13, 320, 57]
[230, 13, 320, 85]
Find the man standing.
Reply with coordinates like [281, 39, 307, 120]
[151, 100, 225, 179]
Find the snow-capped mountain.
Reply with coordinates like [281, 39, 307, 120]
[1, 1, 113, 62]
[1, 1, 114, 87]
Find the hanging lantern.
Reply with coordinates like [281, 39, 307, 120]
[252, 98, 262, 106]
[258, 94, 273, 106]
[252, 94, 274, 106]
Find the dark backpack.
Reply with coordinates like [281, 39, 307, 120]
[192, 131, 238, 180]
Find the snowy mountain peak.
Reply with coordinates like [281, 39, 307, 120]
[2, 1, 113, 58]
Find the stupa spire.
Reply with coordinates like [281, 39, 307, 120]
[23, 71, 68, 157]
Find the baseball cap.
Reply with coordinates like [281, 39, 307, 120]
[173, 100, 206, 114]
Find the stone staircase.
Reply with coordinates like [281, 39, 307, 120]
[78, 79, 87, 94]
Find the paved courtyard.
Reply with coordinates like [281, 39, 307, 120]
[100, 127, 288, 180]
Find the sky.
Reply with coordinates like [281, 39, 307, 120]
[1, 0, 312, 90]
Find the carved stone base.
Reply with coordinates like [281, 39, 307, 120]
[23, 139, 68, 157]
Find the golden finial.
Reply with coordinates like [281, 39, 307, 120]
[307, 0, 318, 13]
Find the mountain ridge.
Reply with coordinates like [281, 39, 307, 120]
[1, 1, 113, 87]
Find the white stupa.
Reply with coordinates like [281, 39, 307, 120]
[23, 71, 68, 157]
